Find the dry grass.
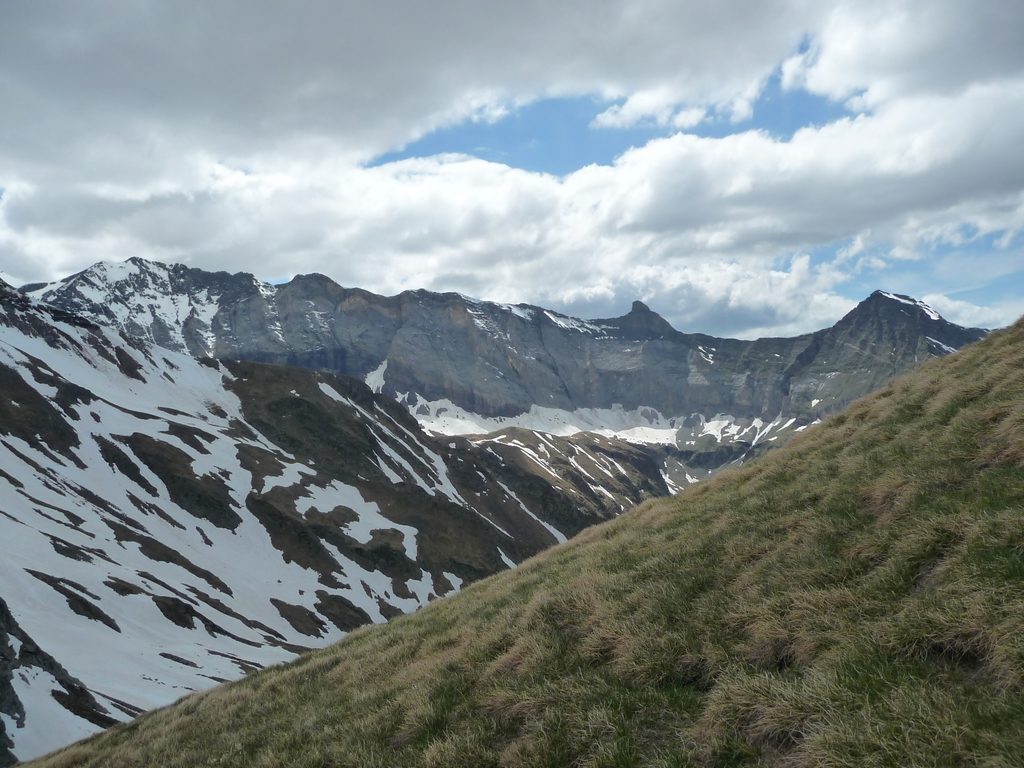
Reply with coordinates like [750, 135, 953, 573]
[27, 319, 1024, 767]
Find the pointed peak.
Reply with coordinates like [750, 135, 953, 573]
[864, 290, 942, 321]
[605, 299, 676, 338]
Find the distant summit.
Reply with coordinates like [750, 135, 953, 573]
[870, 290, 943, 319]
[607, 298, 678, 338]
[834, 289, 986, 358]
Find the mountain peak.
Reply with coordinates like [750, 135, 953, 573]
[23, 258, 172, 298]
[831, 289, 987, 361]
[865, 289, 943, 321]
[604, 299, 677, 339]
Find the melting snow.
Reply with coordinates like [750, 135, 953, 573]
[495, 480, 567, 544]
[879, 291, 942, 321]
[925, 336, 957, 355]
[504, 305, 535, 321]
[7, 668, 100, 762]
[364, 359, 388, 393]
[496, 548, 517, 568]
[412, 398, 680, 442]
[296, 480, 419, 559]
[542, 311, 608, 335]
[0, 302, 511, 761]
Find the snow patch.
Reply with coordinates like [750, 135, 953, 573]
[364, 360, 388, 393]
[497, 548, 517, 568]
[504, 304, 535, 321]
[879, 291, 941, 321]
[296, 480, 419, 559]
[7, 668, 101, 762]
[542, 310, 608, 335]
[495, 480, 567, 544]
[925, 336, 957, 355]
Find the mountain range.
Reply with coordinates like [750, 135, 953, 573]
[0, 258, 988, 763]
[26, 258, 986, 482]
[22, 284, 1024, 768]
[0, 280, 665, 765]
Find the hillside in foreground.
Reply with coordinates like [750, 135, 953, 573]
[30, 318, 1024, 766]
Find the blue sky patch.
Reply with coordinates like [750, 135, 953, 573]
[369, 96, 666, 175]
[371, 68, 855, 176]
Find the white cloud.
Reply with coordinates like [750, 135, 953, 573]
[592, 93, 706, 131]
[592, 90, 677, 128]
[922, 293, 1024, 330]
[784, 1, 1024, 108]
[672, 107, 707, 129]
[1, 1, 1022, 336]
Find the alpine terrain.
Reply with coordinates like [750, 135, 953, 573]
[24, 304, 1024, 767]
[27, 258, 986, 486]
[0, 282, 666, 765]
[0, 259, 988, 763]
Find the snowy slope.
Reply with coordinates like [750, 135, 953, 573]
[0, 285, 668, 764]
[22, 258, 991, 538]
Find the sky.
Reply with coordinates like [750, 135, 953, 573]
[0, 1, 1022, 338]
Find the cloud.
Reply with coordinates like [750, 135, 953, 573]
[783, 1, 1024, 107]
[0, 1, 1022, 336]
[672, 107, 707, 129]
[591, 90, 678, 128]
[0, 0, 819, 165]
[922, 293, 1024, 330]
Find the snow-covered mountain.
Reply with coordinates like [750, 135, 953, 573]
[26, 258, 988, 486]
[3, 259, 988, 762]
[0, 282, 671, 764]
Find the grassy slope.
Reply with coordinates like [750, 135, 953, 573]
[31, 320, 1024, 768]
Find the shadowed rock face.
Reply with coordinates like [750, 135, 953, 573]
[27, 261, 987, 423]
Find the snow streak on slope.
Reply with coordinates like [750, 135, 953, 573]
[406, 394, 809, 450]
[878, 291, 941, 321]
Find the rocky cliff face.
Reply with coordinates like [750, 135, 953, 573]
[26, 259, 988, 494]
[27, 259, 987, 428]
[0, 283, 670, 764]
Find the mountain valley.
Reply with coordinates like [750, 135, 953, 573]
[0, 259, 992, 763]
[0, 281, 665, 764]
[22, 286, 1024, 768]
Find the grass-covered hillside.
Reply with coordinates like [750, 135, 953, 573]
[31, 319, 1024, 767]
